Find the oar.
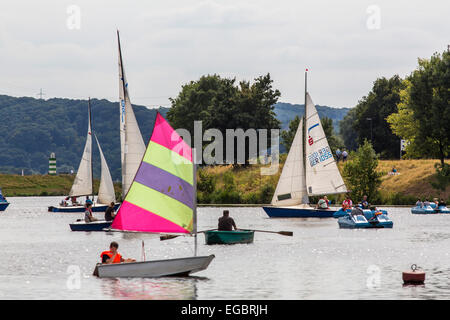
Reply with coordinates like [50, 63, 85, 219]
[241, 229, 293, 236]
[160, 229, 218, 241]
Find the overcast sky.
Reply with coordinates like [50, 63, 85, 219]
[0, 0, 448, 108]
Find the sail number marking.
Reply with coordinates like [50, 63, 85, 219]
[308, 146, 333, 167]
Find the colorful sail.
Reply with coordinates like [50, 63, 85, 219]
[271, 118, 308, 206]
[117, 30, 146, 198]
[95, 135, 116, 205]
[304, 93, 347, 196]
[69, 104, 93, 197]
[111, 113, 194, 234]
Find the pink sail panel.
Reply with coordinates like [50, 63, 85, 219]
[111, 201, 191, 233]
[150, 113, 192, 162]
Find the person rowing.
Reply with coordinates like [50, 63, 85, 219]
[218, 210, 237, 231]
[100, 241, 136, 264]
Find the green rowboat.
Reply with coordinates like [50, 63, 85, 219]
[204, 230, 255, 245]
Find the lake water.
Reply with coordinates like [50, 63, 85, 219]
[1, 196, 450, 300]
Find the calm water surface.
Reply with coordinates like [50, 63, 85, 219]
[1, 196, 450, 300]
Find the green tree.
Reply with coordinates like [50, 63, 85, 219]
[343, 140, 382, 203]
[352, 75, 405, 158]
[167, 74, 281, 165]
[339, 108, 358, 151]
[406, 51, 449, 165]
[281, 115, 300, 152]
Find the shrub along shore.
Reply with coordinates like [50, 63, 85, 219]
[0, 159, 448, 205]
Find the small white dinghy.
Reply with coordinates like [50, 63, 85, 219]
[94, 255, 214, 278]
[93, 108, 215, 278]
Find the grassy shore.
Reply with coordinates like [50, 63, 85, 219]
[0, 159, 448, 205]
[0, 174, 121, 198]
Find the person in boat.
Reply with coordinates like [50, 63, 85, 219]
[423, 199, 431, 207]
[316, 196, 329, 209]
[84, 203, 97, 223]
[360, 195, 370, 209]
[415, 199, 423, 208]
[351, 206, 364, 216]
[86, 196, 93, 206]
[439, 199, 447, 207]
[100, 241, 135, 264]
[218, 210, 237, 231]
[105, 202, 116, 222]
[342, 195, 353, 210]
[71, 196, 78, 206]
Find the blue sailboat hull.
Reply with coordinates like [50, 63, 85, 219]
[49, 203, 120, 213]
[69, 220, 112, 232]
[263, 206, 336, 218]
[0, 202, 10, 211]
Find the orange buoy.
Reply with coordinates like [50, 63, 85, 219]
[402, 264, 425, 285]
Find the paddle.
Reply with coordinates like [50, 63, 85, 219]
[160, 229, 218, 241]
[241, 229, 293, 236]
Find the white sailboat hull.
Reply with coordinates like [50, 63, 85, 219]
[94, 254, 215, 278]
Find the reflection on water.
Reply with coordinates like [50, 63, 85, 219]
[2, 197, 450, 299]
[99, 277, 207, 300]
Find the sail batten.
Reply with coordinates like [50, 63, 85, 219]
[111, 113, 194, 234]
[304, 93, 348, 196]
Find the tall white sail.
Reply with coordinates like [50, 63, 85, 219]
[117, 30, 146, 197]
[69, 106, 93, 197]
[271, 118, 308, 206]
[95, 135, 116, 204]
[304, 93, 347, 196]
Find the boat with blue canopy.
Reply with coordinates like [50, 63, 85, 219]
[338, 212, 394, 229]
[0, 188, 9, 211]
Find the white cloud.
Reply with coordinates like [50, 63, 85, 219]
[0, 0, 448, 108]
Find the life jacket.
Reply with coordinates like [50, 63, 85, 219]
[100, 250, 122, 263]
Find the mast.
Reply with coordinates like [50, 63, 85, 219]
[302, 69, 309, 204]
[193, 148, 198, 257]
[88, 98, 94, 201]
[117, 30, 127, 198]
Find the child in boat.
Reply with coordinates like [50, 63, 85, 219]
[218, 210, 237, 231]
[415, 199, 423, 208]
[100, 241, 136, 264]
[84, 203, 98, 223]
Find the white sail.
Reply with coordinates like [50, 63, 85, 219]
[95, 135, 116, 204]
[271, 118, 308, 206]
[304, 93, 347, 196]
[117, 31, 146, 197]
[69, 107, 93, 197]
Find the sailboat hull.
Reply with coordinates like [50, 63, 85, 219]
[48, 203, 120, 213]
[94, 255, 215, 278]
[69, 220, 112, 231]
[0, 202, 10, 211]
[263, 206, 336, 218]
